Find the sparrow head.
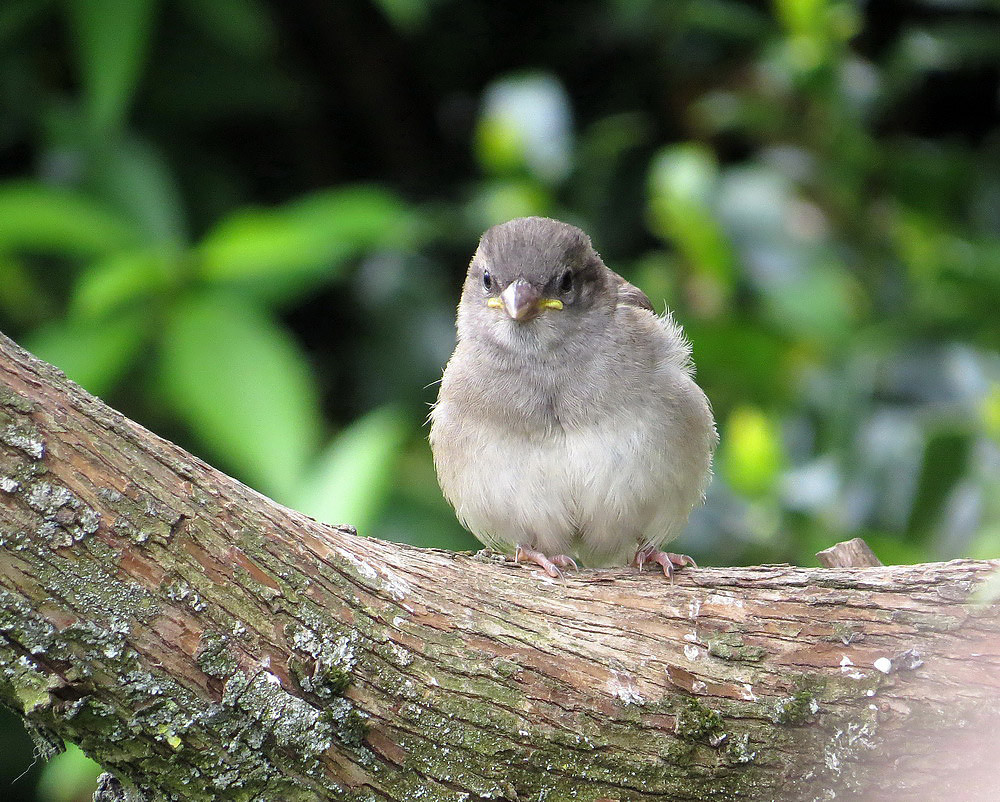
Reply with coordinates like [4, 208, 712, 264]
[458, 217, 615, 352]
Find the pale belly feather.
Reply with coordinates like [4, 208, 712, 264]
[435, 397, 700, 566]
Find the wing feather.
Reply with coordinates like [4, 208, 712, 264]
[614, 275, 654, 312]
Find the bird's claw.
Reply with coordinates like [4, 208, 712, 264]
[633, 548, 697, 582]
[515, 545, 578, 578]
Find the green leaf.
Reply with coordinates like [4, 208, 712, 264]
[474, 72, 573, 183]
[33, 105, 185, 245]
[69, 249, 175, 320]
[647, 144, 736, 291]
[36, 743, 101, 802]
[775, 0, 825, 38]
[983, 382, 1000, 442]
[759, 262, 858, 343]
[197, 185, 412, 295]
[468, 179, 552, 229]
[25, 309, 148, 396]
[685, 321, 787, 407]
[64, 0, 158, 132]
[680, 0, 771, 40]
[0, 182, 138, 257]
[774, 0, 858, 73]
[0, 255, 54, 326]
[175, 0, 275, 56]
[158, 293, 322, 501]
[720, 405, 784, 497]
[294, 406, 409, 534]
[89, 135, 188, 244]
[371, 0, 431, 33]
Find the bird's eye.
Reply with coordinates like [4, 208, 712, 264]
[559, 269, 573, 295]
[482, 270, 492, 291]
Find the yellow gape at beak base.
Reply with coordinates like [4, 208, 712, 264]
[486, 297, 563, 310]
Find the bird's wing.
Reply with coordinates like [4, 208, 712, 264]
[614, 275, 655, 312]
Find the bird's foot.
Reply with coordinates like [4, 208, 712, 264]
[633, 547, 697, 581]
[515, 545, 578, 578]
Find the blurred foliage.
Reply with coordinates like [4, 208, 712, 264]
[1, 0, 999, 797]
[35, 745, 101, 802]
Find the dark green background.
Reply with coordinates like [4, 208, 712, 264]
[2, 0, 999, 798]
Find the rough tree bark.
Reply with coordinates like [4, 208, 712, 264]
[1, 332, 998, 802]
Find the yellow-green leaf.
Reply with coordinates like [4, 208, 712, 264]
[721, 406, 784, 497]
[157, 293, 322, 501]
[294, 405, 409, 535]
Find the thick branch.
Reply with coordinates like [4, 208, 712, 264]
[1, 332, 998, 802]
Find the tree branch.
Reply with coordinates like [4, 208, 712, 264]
[1, 332, 998, 802]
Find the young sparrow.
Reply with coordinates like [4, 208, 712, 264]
[430, 217, 716, 578]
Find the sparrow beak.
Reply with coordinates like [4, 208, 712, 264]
[501, 279, 540, 320]
[491, 279, 564, 321]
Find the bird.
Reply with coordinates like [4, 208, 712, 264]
[429, 217, 717, 578]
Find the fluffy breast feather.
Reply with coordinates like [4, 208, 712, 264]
[429, 305, 715, 564]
